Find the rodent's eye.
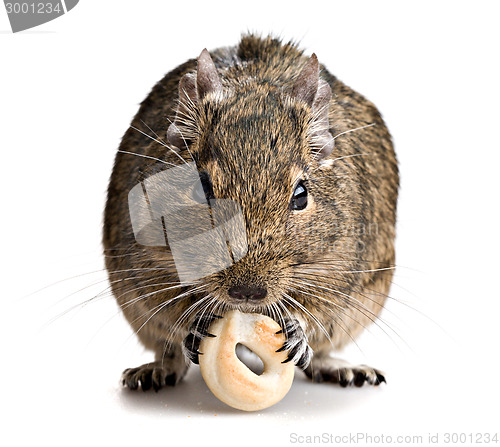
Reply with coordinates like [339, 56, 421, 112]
[192, 171, 215, 204]
[291, 181, 308, 211]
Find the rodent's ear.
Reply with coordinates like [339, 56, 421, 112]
[197, 48, 222, 98]
[292, 54, 320, 107]
[293, 54, 334, 160]
[167, 50, 223, 149]
[310, 80, 334, 160]
[167, 73, 198, 149]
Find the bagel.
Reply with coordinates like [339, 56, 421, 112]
[199, 310, 295, 411]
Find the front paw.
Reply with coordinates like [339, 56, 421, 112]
[276, 318, 313, 369]
[182, 312, 222, 364]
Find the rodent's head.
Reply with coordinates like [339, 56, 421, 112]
[159, 50, 360, 317]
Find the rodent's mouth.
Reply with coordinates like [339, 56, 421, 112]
[224, 300, 272, 315]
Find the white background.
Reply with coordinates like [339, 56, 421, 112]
[1, 1, 499, 446]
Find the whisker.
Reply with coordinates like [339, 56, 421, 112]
[118, 282, 200, 312]
[117, 149, 178, 168]
[130, 125, 190, 166]
[281, 292, 333, 346]
[140, 119, 169, 147]
[165, 116, 196, 163]
[271, 301, 287, 334]
[164, 294, 214, 352]
[333, 123, 376, 141]
[290, 278, 408, 350]
[287, 285, 360, 349]
[128, 284, 208, 343]
[296, 265, 397, 275]
[312, 153, 375, 172]
[294, 269, 410, 309]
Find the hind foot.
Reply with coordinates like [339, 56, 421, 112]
[304, 355, 386, 387]
[121, 345, 188, 392]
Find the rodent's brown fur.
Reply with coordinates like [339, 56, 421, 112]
[103, 34, 398, 388]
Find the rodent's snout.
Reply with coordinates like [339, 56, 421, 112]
[228, 284, 268, 301]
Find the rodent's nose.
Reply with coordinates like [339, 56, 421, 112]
[228, 285, 267, 301]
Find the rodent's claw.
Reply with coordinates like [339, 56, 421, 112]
[304, 357, 386, 387]
[283, 342, 313, 370]
[182, 312, 222, 364]
[276, 318, 313, 370]
[312, 366, 386, 387]
[121, 363, 179, 392]
[183, 332, 202, 364]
